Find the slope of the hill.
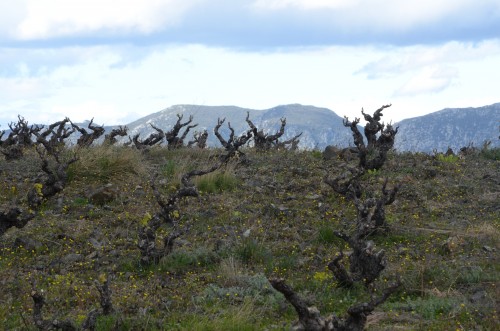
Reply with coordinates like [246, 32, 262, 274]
[395, 103, 500, 152]
[123, 104, 354, 149]
[0, 146, 498, 330]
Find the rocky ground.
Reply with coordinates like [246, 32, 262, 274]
[0, 146, 498, 330]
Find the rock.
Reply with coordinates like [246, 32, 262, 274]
[470, 290, 486, 303]
[89, 237, 104, 250]
[424, 167, 437, 179]
[87, 184, 118, 205]
[133, 185, 146, 198]
[175, 238, 191, 247]
[482, 245, 495, 252]
[61, 253, 83, 264]
[242, 229, 251, 238]
[323, 145, 339, 160]
[397, 246, 409, 256]
[109, 249, 120, 257]
[13, 237, 43, 251]
[441, 236, 464, 254]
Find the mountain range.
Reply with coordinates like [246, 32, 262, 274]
[121, 103, 500, 152]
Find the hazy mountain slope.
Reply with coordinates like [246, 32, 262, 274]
[123, 104, 352, 149]
[395, 103, 500, 152]
[5, 103, 496, 152]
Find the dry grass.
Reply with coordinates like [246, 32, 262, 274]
[69, 145, 145, 182]
[0, 146, 498, 330]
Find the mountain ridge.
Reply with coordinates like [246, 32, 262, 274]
[121, 103, 499, 152]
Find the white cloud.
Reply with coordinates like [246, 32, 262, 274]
[252, 0, 500, 32]
[359, 41, 500, 78]
[0, 41, 498, 127]
[354, 40, 500, 97]
[395, 65, 459, 96]
[252, 0, 356, 10]
[13, 0, 201, 39]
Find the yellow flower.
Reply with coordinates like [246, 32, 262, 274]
[98, 273, 107, 284]
[34, 183, 43, 197]
[313, 271, 332, 282]
[140, 212, 152, 226]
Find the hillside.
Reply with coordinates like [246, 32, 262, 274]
[123, 104, 352, 149]
[121, 103, 500, 152]
[395, 103, 500, 152]
[0, 144, 499, 330]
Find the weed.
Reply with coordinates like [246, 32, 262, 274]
[161, 159, 177, 178]
[177, 299, 271, 330]
[68, 145, 144, 182]
[199, 271, 280, 307]
[456, 266, 483, 285]
[388, 296, 463, 319]
[480, 146, 500, 160]
[436, 153, 459, 163]
[159, 247, 219, 273]
[72, 197, 88, 207]
[196, 171, 239, 193]
[235, 238, 271, 265]
[311, 150, 323, 159]
[317, 226, 338, 244]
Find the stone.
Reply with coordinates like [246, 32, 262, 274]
[470, 290, 486, 303]
[13, 237, 43, 251]
[61, 253, 84, 264]
[323, 145, 340, 160]
[441, 236, 464, 254]
[482, 245, 495, 252]
[87, 184, 118, 205]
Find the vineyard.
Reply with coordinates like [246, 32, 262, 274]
[0, 108, 498, 330]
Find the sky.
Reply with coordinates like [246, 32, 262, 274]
[1, 0, 499, 128]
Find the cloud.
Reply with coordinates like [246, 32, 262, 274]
[358, 40, 500, 79]
[252, 0, 356, 10]
[395, 65, 459, 96]
[250, 0, 500, 44]
[1, 0, 499, 48]
[11, 0, 201, 40]
[354, 40, 500, 96]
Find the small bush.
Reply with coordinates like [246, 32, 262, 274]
[199, 269, 281, 307]
[235, 238, 271, 265]
[480, 147, 500, 161]
[311, 150, 323, 159]
[161, 159, 177, 178]
[317, 226, 337, 244]
[436, 154, 459, 163]
[68, 146, 144, 182]
[159, 247, 219, 273]
[395, 296, 463, 319]
[196, 171, 239, 193]
[179, 299, 269, 331]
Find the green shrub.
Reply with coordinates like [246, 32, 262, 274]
[161, 159, 177, 178]
[68, 146, 144, 182]
[311, 150, 323, 159]
[317, 226, 338, 244]
[436, 153, 459, 163]
[394, 296, 462, 319]
[235, 239, 270, 265]
[177, 299, 270, 331]
[480, 146, 500, 160]
[199, 273, 279, 306]
[456, 266, 483, 285]
[159, 247, 219, 272]
[196, 171, 239, 193]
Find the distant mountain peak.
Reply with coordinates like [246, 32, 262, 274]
[121, 103, 499, 152]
